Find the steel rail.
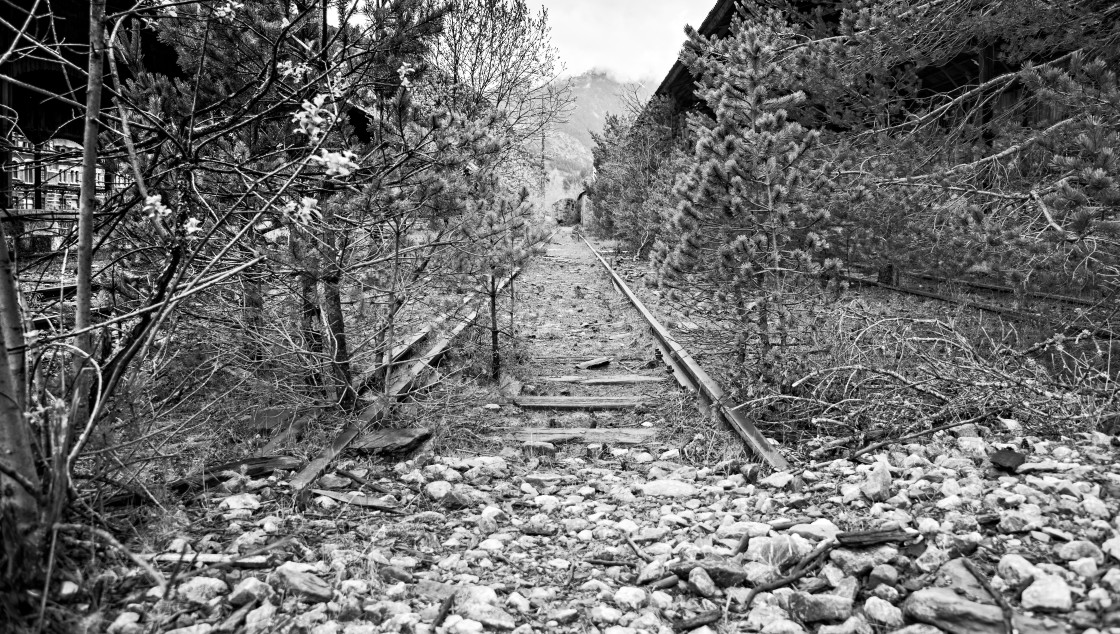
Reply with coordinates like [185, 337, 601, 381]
[582, 237, 789, 471]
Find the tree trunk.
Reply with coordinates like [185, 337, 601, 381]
[321, 272, 356, 410]
[242, 273, 264, 364]
[0, 219, 40, 590]
[489, 274, 500, 380]
[318, 205, 356, 411]
[67, 0, 106, 497]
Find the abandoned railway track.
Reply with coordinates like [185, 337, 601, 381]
[841, 271, 1118, 340]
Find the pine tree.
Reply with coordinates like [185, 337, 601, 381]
[656, 6, 838, 386]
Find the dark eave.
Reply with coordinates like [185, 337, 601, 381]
[654, 0, 736, 109]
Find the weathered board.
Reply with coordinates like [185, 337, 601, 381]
[146, 553, 273, 569]
[508, 427, 658, 445]
[539, 374, 666, 385]
[512, 396, 650, 410]
[576, 357, 612, 370]
[351, 428, 431, 455]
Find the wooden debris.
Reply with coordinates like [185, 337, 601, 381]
[256, 412, 315, 457]
[961, 558, 1017, 634]
[576, 356, 611, 369]
[512, 396, 650, 410]
[291, 272, 518, 492]
[289, 428, 361, 491]
[334, 468, 392, 495]
[508, 427, 657, 445]
[674, 610, 722, 632]
[836, 528, 916, 547]
[351, 428, 431, 455]
[539, 374, 666, 385]
[146, 553, 273, 569]
[171, 455, 303, 494]
[217, 599, 257, 632]
[989, 448, 1027, 473]
[310, 489, 400, 512]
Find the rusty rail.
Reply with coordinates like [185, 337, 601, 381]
[582, 237, 789, 471]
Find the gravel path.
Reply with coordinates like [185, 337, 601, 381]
[101, 233, 1120, 634]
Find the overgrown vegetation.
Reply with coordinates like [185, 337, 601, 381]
[588, 0, 1119, 439]
[0, 0, 560, 621]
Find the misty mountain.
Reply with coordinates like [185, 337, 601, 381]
[543, 70, 657, 184]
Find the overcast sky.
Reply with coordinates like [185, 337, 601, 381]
[525, 1, 714, 83]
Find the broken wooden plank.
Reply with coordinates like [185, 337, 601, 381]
[310, 489, 400, 512]
[351, 428, 431, 455]
[512, 396, 651, 410]
[508, 427, 658, 445]
[539, 374, 667, 385]
[145, 553, 273, 569]
[577, 356, 612, 370]
[170, 455, 303, 494]
[256, 412, 315, 457]
[290, 272, 519, 492]
[288, 427, 361, 492]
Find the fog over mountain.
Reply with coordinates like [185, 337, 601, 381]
[538, 70, 657, 204]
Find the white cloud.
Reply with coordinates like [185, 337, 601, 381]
[527, 0, 713, 82]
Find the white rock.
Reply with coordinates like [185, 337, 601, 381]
[759, 472, 795, 489]
[245, 601, 277, 634]
[506, 592, 530, 613]
[861, 462, 892, 502]
[789, 519, 841, 541]
[219, 493, 261, 511]
[1083, 496, 1110, 518]
[590, 605, 623, 624]
[230, 577, 274, 606]
[1103, 535, 1120, 562]
[107, 612, 142, 634]
[863, 597, 903, 628]
[425, 481, 452, 500]
[639, 480, 698, 497]
[477, 538, 504, 551]
[1021, 575, 1072, 611]
[997, 554, 1040, 586]
[177, 576, 229, 603]
[650, 590, 673, 609]
[613, 586, 647, 609]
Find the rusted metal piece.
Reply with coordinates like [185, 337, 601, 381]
[583, 238, 789, 470]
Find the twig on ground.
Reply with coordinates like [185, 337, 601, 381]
[335, 468, 392, 495]
[625, 534, 653, 563]
[177, 537, 294, 581]
[740, 539, 836, 612]
[674, 609, 722, 631]
[586, 558, 637, 568]
[846, 411, 992, 461]
[56, 523, 166, 591]
[433, 594, 455, 627]
[961, 558, 1017, 634]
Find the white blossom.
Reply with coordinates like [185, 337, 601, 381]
[398, 62, 416, 88]
[143, 194, 172, 219]
[283, 197, 321, 225]
[292, 94, 332, 143]
[213, 1, 243, 19]
[277, 60, 311, 79]
[183, 217, 203, 235]
[313, 149, 359, 177]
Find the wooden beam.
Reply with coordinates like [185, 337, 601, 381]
[512, 396, 651, 410]
[508, 427, 657, 445]
[539, 374, 667, 385]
